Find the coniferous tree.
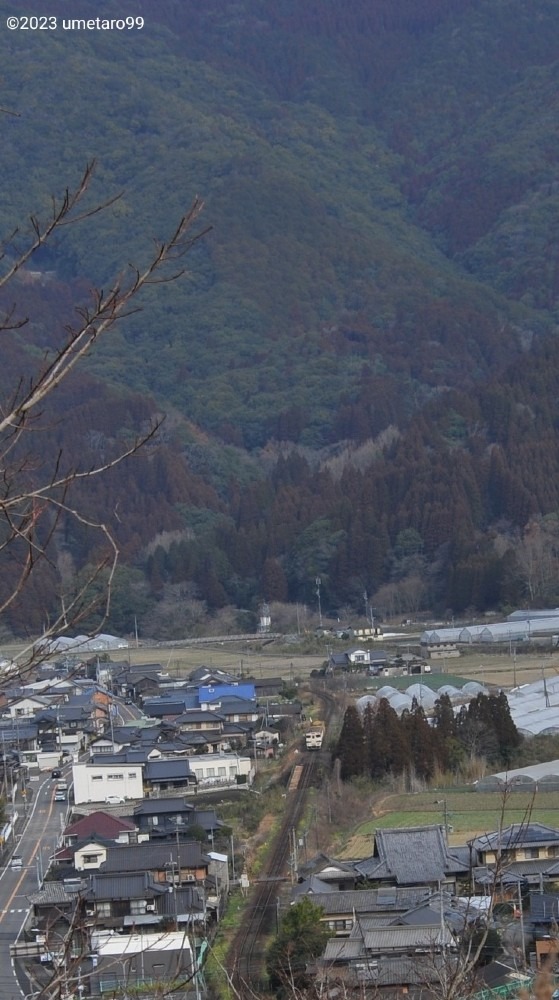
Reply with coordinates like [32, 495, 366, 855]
[335, 705, 364, 780]
[403, 699, 436, 781]
[370, 698, 410, 778]
[432, 692, 462, 772]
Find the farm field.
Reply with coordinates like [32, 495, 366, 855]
[337, 789, 559, 859]
[0, 639, 327, 680]
[4, 632, 559, 690]
[108, 643, 559, 689]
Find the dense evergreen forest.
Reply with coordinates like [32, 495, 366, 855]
[3, 0, 559, 636]
[335, 693, 522, 784]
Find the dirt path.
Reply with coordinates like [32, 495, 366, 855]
[370, 790, 395, 818]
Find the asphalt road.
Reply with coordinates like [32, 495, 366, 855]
[0, 770, 71, 999]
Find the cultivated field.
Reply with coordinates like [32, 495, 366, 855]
[99, 641, 559, 689]
[3, 636, 555, 686]
[337, 788, 559, 859]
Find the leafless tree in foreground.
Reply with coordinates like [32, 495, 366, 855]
[0, 161, 209, 678]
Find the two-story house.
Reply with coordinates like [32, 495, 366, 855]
[101, 840, 211, 885]
[470, 822, 559, 890]
[133, 798, 221, 840]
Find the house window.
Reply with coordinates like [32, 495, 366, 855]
[96, 901, 111, 917]
[218, 767, 226, 777]
[229, 768, 236, 777]
[548, 846, 559, 858]
[328, 919, 349, 932]
[128, 772, 136, 780]
[525, 848, 540, 859]
[130, 899, 147, 915]
[108, 773, 124, 781]
[91, 775, 103, 782]
[82, 854, 100, 865]
[206, 768, 215, 777]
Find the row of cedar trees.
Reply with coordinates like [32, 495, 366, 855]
[335, 692, 522, 783]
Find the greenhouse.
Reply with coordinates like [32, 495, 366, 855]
[422, 615, 559, 645]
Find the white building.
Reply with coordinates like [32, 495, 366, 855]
[72, 752, 253, 803]
[185, 753, 253, 787]
[91, 931, 193, 992]
[72, 761, 144, 805]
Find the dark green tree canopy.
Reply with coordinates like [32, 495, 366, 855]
[266, 897, 329, 991]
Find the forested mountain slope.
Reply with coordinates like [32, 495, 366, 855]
[2, 0, 559, 635]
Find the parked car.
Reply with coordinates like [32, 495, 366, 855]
[105, 795, 125, 805]
[10, 855, 22, 869]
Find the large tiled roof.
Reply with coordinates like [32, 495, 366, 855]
[321, 941, 454, 983]
[366, 955, 454, 986]
[176, 710, 226, 723]
[83, 872, 169, 900]
[302, 889, 424, 916]
[102, 840, 208, 872]
[362, 924, 454, 951]
[28, 881, 85, 905]
[470, 823, 559, 852]
[357, 825, 467, 885]
[64, 810, 136, 838]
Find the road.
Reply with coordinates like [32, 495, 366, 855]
[0, 770, 71, 999]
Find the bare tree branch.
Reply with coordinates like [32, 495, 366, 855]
[0, 161, 209, 675]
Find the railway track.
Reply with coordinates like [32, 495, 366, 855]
[228, 755, 318, 991]
[226, 682, 337, 992]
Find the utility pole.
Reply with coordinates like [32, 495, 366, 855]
[290, 828, 299, 883]
[517, 881, 525, 966]
[435, 798, 450, 834]
[230, 832, 236, 883]
[167, 856, 179, 929]
[315, 577, 323, 628]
